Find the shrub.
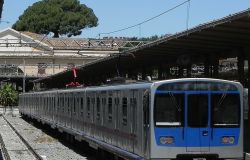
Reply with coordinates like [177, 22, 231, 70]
[0, 83, 18, 107]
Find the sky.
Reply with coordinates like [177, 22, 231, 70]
[0, 0, 250, 38]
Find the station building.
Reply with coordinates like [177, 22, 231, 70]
[0, 28, 121, 91]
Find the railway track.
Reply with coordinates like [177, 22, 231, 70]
[1, 116, 43, 160]
[0, 135, 7, 160]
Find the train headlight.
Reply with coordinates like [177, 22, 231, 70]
[160, 136, 174, 144]
[221, 136, 235, 144]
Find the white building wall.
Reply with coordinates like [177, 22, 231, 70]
[0, 28, 118, 78]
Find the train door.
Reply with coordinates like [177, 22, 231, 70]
[105, 91, 113, 144]
[75, 92, 81, 132]
[63, 93, 67, 127]
[90, 92, 95, 136]
[55, 94, 58, 124]
[85, 92, 91, 136]
[94, 92, 103, 140]
[119, 90, 130, 150]
[185, 93, 210, 152]
[130, 90, 139, 153]
[79, 92, 85, 132]
[66, 93, 71, 128]
[100, 91, 106, 141]
[59, 93, 63, 126]
[72, 92, 78, 130]
[143, 89, 150, 158]
[113, 90, 121, 147]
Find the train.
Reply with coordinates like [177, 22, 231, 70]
[19, 78, 244, 160]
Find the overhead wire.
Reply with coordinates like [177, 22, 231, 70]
[98, 0, 191, 37]
[30, 33, 49, 55]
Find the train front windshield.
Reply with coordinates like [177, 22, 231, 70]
[154, 81, 241, 150]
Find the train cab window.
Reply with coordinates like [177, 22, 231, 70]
[188, 94, 208, 127]
[122, 97, 128, 126]
[96, 97, 101, 120]
[154, 93, 184, 127]
[87, 97, 91, 118]
[108, 97, 113, 121]
[212, 93, 240, 127]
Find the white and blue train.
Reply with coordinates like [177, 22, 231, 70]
[19, 78, 244, 160]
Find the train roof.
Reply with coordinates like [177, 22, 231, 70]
[20, 78, 242, 95]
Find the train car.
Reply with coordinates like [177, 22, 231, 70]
[19, 78, 244, 160]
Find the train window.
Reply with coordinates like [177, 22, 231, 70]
[96, 97, 101, 120]
[68, 97, 70, 114]
[115, 97, 119, 105]
[188, 94, 208, 127]
[80, 98, 84, 110]
[91, 97, 95, 104]
[157, 81, 238, 91]
[130, 97, 137, 132]
[154, 93, 184, 127]
[63, 96, 65, 113]
[62, 97, 64, 113]
[46, 97, 48, 111]
[212, 93, 240, 127]
[122, 97, 128, 126]
[54, 97, 56, 111]
[102, 98, 106, 105]
[80, 97, 84, 116]
[108, 97, 112, 121]
[57, 97, 60, 111]
[87, 97, 91, 118]
[73, 97, 76, 113]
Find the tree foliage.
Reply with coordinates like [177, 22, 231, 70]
[0, 0, 4, 18]
[12, 0, 98, 37]
[0, 83, 18, 107]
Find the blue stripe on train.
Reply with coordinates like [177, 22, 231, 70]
[154, 127, 240, 147]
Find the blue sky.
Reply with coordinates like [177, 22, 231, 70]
[1, 0, 250, 38]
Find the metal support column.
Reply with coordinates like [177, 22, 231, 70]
[158, 65, 163, 80]
[166, 65, 171, 79]
[178, 66, 184, 78]
[204, 57, 210, 78]
[212, 55, 219, 78]
[142, 67, 146, 80]
[237, 49, 245, 85]
[187, 64, 192, 78]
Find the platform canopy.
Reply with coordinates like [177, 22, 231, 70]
[34, 9, 250, 89]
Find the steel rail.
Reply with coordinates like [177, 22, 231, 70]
[2, 116, 43, 160]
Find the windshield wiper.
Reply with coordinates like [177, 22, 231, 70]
[217, 93, 227, 108]
[169, 92, 182, 112]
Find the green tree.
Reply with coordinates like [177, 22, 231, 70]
[0, 83, 18, 107]
[0, 0, 4, 19]
[12, 0, 98, 37]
